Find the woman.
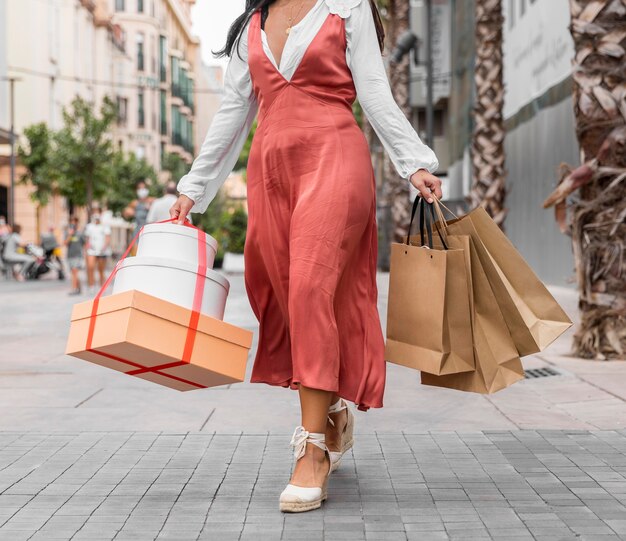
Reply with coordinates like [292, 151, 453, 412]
[2, 224, 36, 281]
[171, 0, 443, 512]
[64, 216, 85, 296]
[124, 180, 154, 255]
[84, 210, 111, 291]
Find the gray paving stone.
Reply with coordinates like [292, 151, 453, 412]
[6, 430, 618, 538]
[3, 280, 626, 539]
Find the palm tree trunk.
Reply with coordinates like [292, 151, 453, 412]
[384, 0, 412, 244]
[543, 0, 626, 359]
[469, 0, 507, 229]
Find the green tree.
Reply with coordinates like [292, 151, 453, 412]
[18, 123, 56, 239]
[18, 123, 55, 206]
[161, 152, 191, 182]
[107, 151, 157, 215]
[221, 206, 248, 254]
[193, 188, 227, 266]
[53, 96, 116, 218]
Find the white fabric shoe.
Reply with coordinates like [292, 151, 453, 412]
[279, 426, 332, 513]
[327, 398, 355, 472]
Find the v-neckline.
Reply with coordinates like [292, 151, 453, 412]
[261, 0, 323, 72]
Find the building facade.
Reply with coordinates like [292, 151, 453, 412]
[110, 0, 201, 171]
[0, 0, 207, 242]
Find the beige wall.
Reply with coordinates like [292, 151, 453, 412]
[2, 0, 116, 241]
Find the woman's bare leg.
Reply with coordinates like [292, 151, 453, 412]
[71, 268, 80, 291]
[326, 392, 348, 452]
[289, 384, 332, 487]
[97, 257, 106, 286]
[86, 256, 95, 287]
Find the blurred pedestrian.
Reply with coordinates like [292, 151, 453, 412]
[0, 216, 10, 238]
[147, 181, 192, 224]
[2, 224, 35, 281]
[124, 179, 154, 234]
[40, 225, 60, 254]
[84, 209, 111, 292]
[64, 216, 85, 295]
[124, 179, 154, 254]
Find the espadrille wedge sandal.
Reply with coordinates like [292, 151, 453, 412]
[327, 398, 355, 472]
[279, 426, 332, 513]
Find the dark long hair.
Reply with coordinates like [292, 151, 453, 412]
[214, 0, 385, 61]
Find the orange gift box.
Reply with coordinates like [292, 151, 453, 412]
[65, 289, 253, 391]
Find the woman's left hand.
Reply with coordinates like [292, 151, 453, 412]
[409, 169, 443, 203]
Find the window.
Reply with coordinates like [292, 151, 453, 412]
[116, 96, 128, 126]
[137, 0, 144, 13]
[151, 36, 156, 75]
[115, 0, 125, 11]
[159, 36, 167, 82]
[136, 145, 146, 160]
[0, 186, 7, 223]
[160, 90, 167, 135]
[171, 105, 181, 146]
[138, 91, 145, 128]
[137, 33, 145, 72]
[171, 56, 180, 97]
[187, 77, 194, 112]
[416, 108, 446, 138]
[152, 91, 157, 132]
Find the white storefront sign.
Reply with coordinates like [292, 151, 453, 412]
[503, 0, 575, 119]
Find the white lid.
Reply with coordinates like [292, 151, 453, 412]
[139, 223, 218, 251]
[118, 255, 230, 292]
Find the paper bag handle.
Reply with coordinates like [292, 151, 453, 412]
[406, 196, 449, 250]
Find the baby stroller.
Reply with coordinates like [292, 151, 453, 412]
[30, 233, 65, 280]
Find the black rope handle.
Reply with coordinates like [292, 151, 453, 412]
[405, 195, 449, 250]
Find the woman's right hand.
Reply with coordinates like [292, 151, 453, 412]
[170, 194, 195, 224]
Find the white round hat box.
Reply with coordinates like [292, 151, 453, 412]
[111, 256, 230, 319]
[137, 223, 218, 267]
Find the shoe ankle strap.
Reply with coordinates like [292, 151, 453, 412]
[289, 425, 327, 460]
[327, 398, 347, 427]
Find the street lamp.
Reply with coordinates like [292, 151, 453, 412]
[389, 0, 434, 150]
[1, 76, 21, 228]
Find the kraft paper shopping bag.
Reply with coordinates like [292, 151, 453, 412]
[438, 205, 572, 356]
[385, 197, 474, 375]
[420, 233, 525, 393]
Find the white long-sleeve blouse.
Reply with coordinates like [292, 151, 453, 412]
[178, 0, 440, 214]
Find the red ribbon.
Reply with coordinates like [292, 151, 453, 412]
[84, 218, 210, 388]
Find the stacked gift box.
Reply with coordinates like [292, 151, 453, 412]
[66, 222, 253, 391]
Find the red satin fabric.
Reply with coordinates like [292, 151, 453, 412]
[244, 10, 386, 411]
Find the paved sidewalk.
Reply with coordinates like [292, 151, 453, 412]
[1, 273, 626, 540]
[1, 430, 626, 540]
[0, 275, 625, 432]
